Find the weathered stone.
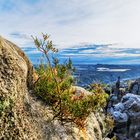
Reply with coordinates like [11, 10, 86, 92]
[130, 78, 140, 95]
[0, 36, 42, 139]
[109, 93, 140, 139]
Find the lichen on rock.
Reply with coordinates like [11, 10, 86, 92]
[0, 36, 41, 139]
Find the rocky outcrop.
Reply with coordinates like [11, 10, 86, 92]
[129, 78, 140, 95]
[109, 79, 140, 140]
[0, 36, 110, 140]
[0, 36, 42, 139]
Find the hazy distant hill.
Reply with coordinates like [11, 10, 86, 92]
[73, 64, 140, 87]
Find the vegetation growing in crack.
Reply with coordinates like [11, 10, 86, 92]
[32, 33, 110, 127]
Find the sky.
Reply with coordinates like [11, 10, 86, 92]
[0, 0, 140, 64]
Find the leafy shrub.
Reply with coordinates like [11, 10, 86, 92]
[32, 33, 109, 127]
[88, 84, 109, 109]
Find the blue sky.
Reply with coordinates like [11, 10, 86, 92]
[0, 0, 140, 64]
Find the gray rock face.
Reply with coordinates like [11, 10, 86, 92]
[0, 36, 42, 139]
[130, 78, 140, 95]
[110, 93, 140, 139]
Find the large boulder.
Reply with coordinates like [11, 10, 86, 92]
[110, 93, 140, 139]
[130, 78, 140, 95]
[0, 36, 42, 139]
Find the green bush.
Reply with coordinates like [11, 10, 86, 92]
[32, 33, 109, 127]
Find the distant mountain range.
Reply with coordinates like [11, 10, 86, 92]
[34, 64, 140, 87]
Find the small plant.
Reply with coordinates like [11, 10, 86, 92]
[88, 84, 109, 110]
[32, 33, 109, 127]
[103, 114, 114, 138]
[32, 33, 75, 122]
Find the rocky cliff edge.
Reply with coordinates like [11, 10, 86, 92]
[0, 36, 110, 140]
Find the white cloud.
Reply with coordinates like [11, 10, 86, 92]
[60, 43, 140, 59]
[80, 49, 97, 53]
[0, 0, 140, 49]
[24, 50, 40, 54]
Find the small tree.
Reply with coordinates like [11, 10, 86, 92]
[32, 33, 74, 122]
[32, 33, 109, 127]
